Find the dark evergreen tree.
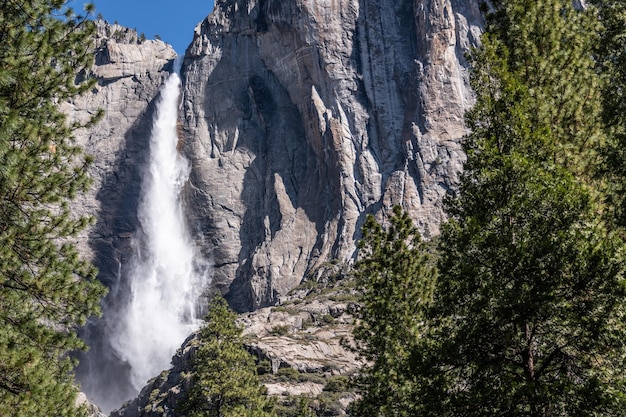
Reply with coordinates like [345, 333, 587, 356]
[351, 206, 436, 417]
[0, 1, 106, 416]
[414, 1, 626, 415]
[180, 295, 275, 417]
[592, 0, 626, 227]
[295, 398, 314, 417]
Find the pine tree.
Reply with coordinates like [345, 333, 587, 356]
[0, 1, 106, 416]
[592, 0, 626, 227]
[413, 1, 626, 415]
[350, 206, 436, 417]
[180, 295, 275, 417]
[295, 398, 314, 417]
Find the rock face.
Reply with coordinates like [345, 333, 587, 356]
[64, 20, 177, 412]
[180, 0, 483, 311]
[76, 392, 107, 417]
[111, 282, 362, 417]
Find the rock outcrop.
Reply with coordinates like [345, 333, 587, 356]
[111, 280, 362, 417]
[76, 392, 107, 417]
[64, 20, 177, 413]
[180, 0, 484, 311]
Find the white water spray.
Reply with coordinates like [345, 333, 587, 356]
[112, 70, 206, 391]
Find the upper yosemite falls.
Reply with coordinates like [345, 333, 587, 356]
[66, 0, 484, 413]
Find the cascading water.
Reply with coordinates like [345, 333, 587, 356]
[77, 65, 208, 413]
[110, 68, 206, 391]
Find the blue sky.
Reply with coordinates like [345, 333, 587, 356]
[68, 1, 215, 54]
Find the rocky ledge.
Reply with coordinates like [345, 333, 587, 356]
[112, 278, 363, 417]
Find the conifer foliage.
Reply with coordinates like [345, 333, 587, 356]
[594, 0, 626, 227]
[351, 206, 436, 417]
[415, 1, 626, 415]
[0, 1, 105, 416]
[180, 295, 275, 417]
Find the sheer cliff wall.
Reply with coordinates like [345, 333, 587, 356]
[180, 0, 483, 311]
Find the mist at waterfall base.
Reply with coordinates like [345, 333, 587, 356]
[76, 70, 208, 414]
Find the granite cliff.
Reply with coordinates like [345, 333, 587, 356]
[180, 0, 483, 311]
[71, 1, 484, 320]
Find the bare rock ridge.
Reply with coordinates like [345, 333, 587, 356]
[180, 0, 483, 311]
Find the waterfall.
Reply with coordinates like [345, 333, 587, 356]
[110, 69, 207, 391]
[75, 66, 208, 414]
